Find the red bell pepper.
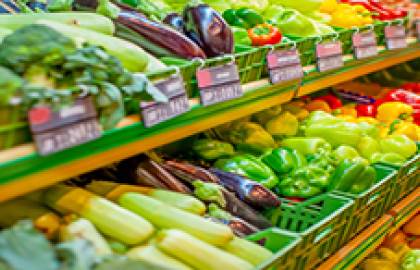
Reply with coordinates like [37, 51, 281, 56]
[247, 24, 282, 46]
[368, 0, 407, 18]
[411, 104, 420, 121]
[356, 104, 377, 117]
[313, 94, 342, 109]
[341, 0, 394, 20]
[386, 89, 420, 105]
[284, 197, 306, 205]
[402, 83, 420, 93]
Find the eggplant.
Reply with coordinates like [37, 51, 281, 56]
[209, 168, 281, 208]
[138, 159, 191, 194]
[0, 0, 21, 13]
[164, 161, 219, 184]
[193, 181, 273, 230]
[27, 1, 47, 11]
[162, 12, 184, 32]
[182, 0, 234, 57]
[136, 167, 170, 189]
[229, 216, 260, 237]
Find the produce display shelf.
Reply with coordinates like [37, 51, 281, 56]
[0, 39, 420, 203]
[316, 187, 420, 270]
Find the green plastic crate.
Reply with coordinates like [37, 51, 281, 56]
[151, 45, 258, 98]
[0, 104, 32, 151]
[246, 228, 302, 270]
[264, 193, 354, 270]
[333, 165, 397, 244]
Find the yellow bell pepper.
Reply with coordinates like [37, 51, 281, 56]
[320, 0, 339, 14]
[336, 107, 358, 118]
[304, 100, 332, 113]
[376, 102, 414, 123]
[282, 104, 310, 121]
[331, 4, 372, 28]
[357, 117, 378, 125]
[390, 121, 419, 141]
[336, 114, 357, 123]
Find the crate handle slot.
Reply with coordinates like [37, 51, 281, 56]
[314, 225, 333, 243]
[367, 193, 380, 205]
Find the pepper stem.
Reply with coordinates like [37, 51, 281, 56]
[388, 119, 402, 135]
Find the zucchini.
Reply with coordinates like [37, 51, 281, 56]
[156, 229, 253, 270]
[118, 193, 234, 247]
[0, 13, 115, 35]
[35, 20, 164, 73]
[223, 236, 273, 266]
[127, 245, 193, 270]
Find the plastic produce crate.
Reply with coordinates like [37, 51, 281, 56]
[154, 45, 258, 98]
[388, 187, 420, 233]
[0, 105, 31, 151]
[378, 142, 420, 206]
[246, 228, 301, 270]
[264, 193, 354, 270]
[333, 165, 397, 243]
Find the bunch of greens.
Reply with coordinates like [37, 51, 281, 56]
[0, 24, 167, 130]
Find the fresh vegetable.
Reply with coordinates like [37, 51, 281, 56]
[193, 139, 235, 161]
[0, 66, 24, 105]
[208, 168, 281, 208]
[313, 94, 342, 110]
[229, 0, 269, 14]
[329, 158, 376, 194]
[282, 103, 309, 121]
[276, 166, 330, 198]
[275, 0, 323, 13]
[86, 181, 205, 215]
[156, 229, 253, 270]
[360, 244, 410, 270]
[222, 8, 265, 29]
[356, 103, 377, 117]
[382, 230, 409, 248]
[247, 23, 282, 46]
[183, 0, 234, 57]
[380, 135, 417, 159]
[162, 12, 185, 32]
[376, 102, 414, 123]
[269, 9, 318, 37]
[43, 185, 154, 245]
[118, 192, 234, 246]
[231, 26, 252, 46]
[305, 100, 332, 113]
[163, 160, 220, 184]
[223, 236, 273, 266]
[330, 4, 373, 28]
[252, 105, 283, 126]
[265, 112, 299, 140]
[401, 249, 420, 270]
[305, 150, 339, 174]
[281, 137, 332, 156]
[214, 155, 279, 189]
[357, 136, 381, 160]
[208, 203, 232, 220]
[126, 245, 193, 270]
[261, 147, 307, 175]
[305, 121, 363, 148]
[333, 145, 360, 160]
[0, 13, 115, 35]
[60, 218, 113, 255]
[403, 214, 420, 236]
[227, 122, 276, 155]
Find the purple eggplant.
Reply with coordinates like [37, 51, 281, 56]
[182, 0, 234, 57]
[205, 216, 260, 238]
[163, 161, 220, 184]
[209, 168, 281, 208]
[163, 12, 184, 32]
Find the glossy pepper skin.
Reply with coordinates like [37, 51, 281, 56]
[276, 166, 330, 198]
[356, 104, 377, 117]
[261, 148, 307, 175]
[222, 8, 265, 29]
[330, 158, 376, 194]
[380, 134, 417, 159]
[376, 102, 414, 123]
[214, 155, 279, 189]
[340, 0, 393, 20]
[231, 26, 252, 46]
[272, 9, 318, 37]
[192, 139, 235, 161]
[247, 24, 282, 46]
[306, 151, 339, 174]
[305, 122, 363, 148]
[281, 137, 332, 156]
[331, 4, 372, 27]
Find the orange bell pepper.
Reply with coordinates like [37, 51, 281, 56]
[403, 214, 420, 236]
[336, 107, 358, 118]
[382, 229, 409, 248]
[304, 100, 332, 113]
[410, 237, 420, 249]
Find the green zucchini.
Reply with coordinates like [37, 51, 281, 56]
[35, 20, 162, 73]
[118, 193, 234, 247]
[0, 13, 115, 35]
[156, 229, 253, 270]
[223, 236, 273, 266]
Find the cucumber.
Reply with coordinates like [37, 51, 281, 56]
[0, 13, 115, 35]
[35, 20, 150, 73]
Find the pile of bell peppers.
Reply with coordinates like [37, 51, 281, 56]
[340, 0, 407, 20]
[320, 0, 374, 27]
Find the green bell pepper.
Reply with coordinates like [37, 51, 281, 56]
[305, 122, 363, 148]
[281, 137, 331, 156]
[358, 122, 381, 142]
[380, 135, 417, 159]
[276, 166, 330, 198]
[192, 139, 235, 161]
[304, 12, 331, 24]
[329, 159, 376, 194]
[377, 152, 407, 166]
[299, 111, 343, 135]
[306, 150, 339, 174]
[263, 5, 286, 24]
[357, 136, 381, 161]
[228, 122, 276, 156]
[333, 145, 360, 160]
[231, 26, 252, 46]
[222, 8, 265, 29]
[265, 112, 299, 141]
[261, 147, 307, 175]
[214, 155, 279, 189]
[271, 9, 318, 37]
[252, 104, 283, 126]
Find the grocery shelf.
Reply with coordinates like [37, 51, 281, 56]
[0, 38, 420, 203]
[317, 187, 420, 270]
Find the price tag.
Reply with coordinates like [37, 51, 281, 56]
[385, 25, 407, 50]
[140, 75, 190, 128]
[29, 96, 101, 156]
[316, 41, 344, 72]
[196, 63, 242, 106]
[352, 32, 378, 59]
[266, 49, 303, 84]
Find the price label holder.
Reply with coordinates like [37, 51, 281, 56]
[385, 20, 407, 50]
[265, 42, 303, 84]
[195, 56, 242, 107]
[352, 25, 378, 59]
[28, 96, 101, 156]
[140, 67, 190, 128]
[315, 34, 344, 72]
